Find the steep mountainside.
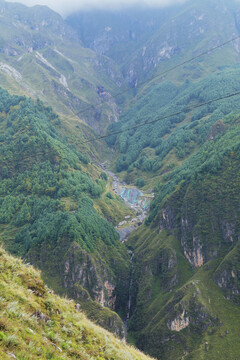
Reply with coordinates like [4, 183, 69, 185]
[125, 110, 240, 359]
[0, 246, 154, 360]
[67, 0, 240, 87]
[67, 2, 240, 358]
[107, 66, 240, 185]
[0, 0, 126, 134]
[68, 0, 240, 177]
[0, 87, 134, 336]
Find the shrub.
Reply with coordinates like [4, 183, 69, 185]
[106, 192, 113, 199]
[3, 334, 20, 347]
[100, 172, 108, 181]
[136, 178, 145, 188]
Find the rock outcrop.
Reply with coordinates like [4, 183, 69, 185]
[167, 310, 190, 332]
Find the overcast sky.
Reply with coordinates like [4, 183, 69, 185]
[7, 0, 188, 16]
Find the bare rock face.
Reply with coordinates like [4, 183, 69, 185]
[180, 214, 205, 268]
[156, 249, 179, 289]
[167, 310, 190, 332]
[95, 281, 116, 309]
[159, 206, 176, 232]
[158, 196, 239, 270]
[221, 221, 235, 244]
[183, 236, 204, 268]
[63, 243, 117, 310]
[214, 242, 240, 305]
[165, 286, 218, 335]
[104, 281, 116, 309]
[215, 269, 238, 291]
[159, 205, 204, 269]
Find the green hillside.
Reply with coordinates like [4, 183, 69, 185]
[125, 110, 240, 359]
[0, 87, 133, 336]
[107, 66, 240, 187]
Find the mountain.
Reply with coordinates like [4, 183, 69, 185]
[126, 112, 240, 359]
[0, 86, 135, 337]
[0, 0, 240, 359]
[0, 245, 154, 360]
[67, 0, 240, 87]
[106, 66, 240, 182]
[67, 1, 240, 358]
[0, 0, 126, 135]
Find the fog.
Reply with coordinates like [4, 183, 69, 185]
[7, 0, 189, 16]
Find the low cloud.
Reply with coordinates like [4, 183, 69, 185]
[7, 0, 188, 16]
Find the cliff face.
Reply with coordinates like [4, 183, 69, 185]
[63, 243, 117, 310]
[214, 242, 240, 305]
[27, 233, 130, 338]
[159, 205, 206, 269]
[158, 166, 240, 271]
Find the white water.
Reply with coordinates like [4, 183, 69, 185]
[124, 250, 134, 335]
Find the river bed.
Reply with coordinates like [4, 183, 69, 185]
[101, 162, 154, 335]
[101, 162, 154, 242]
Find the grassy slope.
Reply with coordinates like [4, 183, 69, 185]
[125, 115, 240, 359]
[128, 227, 240, 360]
[0, 246, 154, 360]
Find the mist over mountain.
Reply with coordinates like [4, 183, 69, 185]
[0, 0, 240, 359]
[6, 0, 189, 16]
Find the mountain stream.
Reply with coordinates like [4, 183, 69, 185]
[101, 161, 153, 242]
[101, 161, 154, 333]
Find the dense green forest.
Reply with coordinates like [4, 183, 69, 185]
[0, 87, 130, 335]
[0, 88, 114, 253]
[147, 111, 240, 222]
[108, 67, 240, 179]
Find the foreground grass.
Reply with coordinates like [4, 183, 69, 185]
[0, 246, 154, 360]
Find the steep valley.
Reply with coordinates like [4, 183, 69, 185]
[0, 0, 240, 359]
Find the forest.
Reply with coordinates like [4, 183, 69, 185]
[108, 66, 240, 176]
[0, 87, 120, 256]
